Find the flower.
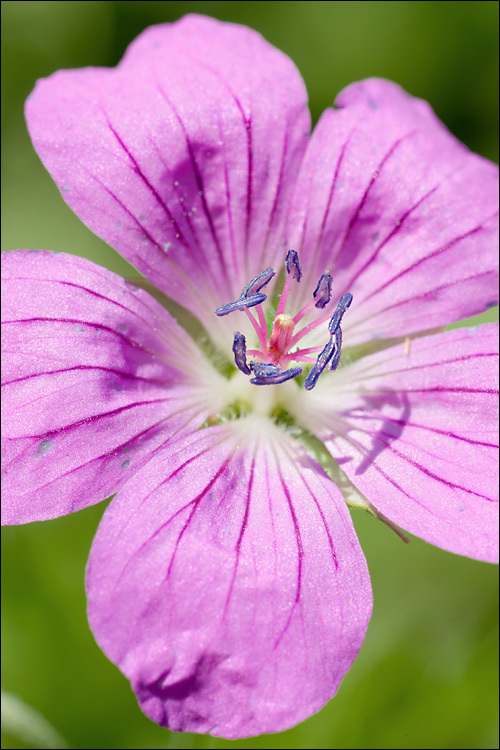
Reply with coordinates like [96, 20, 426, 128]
[1, 12, 498, 740]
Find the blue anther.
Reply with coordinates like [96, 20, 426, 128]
[313, 272, 332, 309]
[250, 362, 281, 378]
[232, 332, 251, 375]
[328, 292, 353, 334]
[241, 267, 275, 297]
[215, 293, 266, 316]
[304, 338, 336, 390]
[215, 268, 275, 316]
[328, 327, 343, 371]
[285, 250, 302, 282]
[250, 365, 302, 386]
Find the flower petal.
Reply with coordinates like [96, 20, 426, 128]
[1, 251, 223, 524]
[298, 325, 499, 562]
[86, 420, 372, 738]
[287, 78, 499, 345]
[25, 15, 310, 331]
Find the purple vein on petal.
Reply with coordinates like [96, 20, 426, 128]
[264, 451, 278, 560]
[114, 439, 228, 583]
[360, 429, 496, 502]
[375, 426, 494, 468]
[222, 87, 253, 259]
[366, 385, 497, 395]
[122, 437, 224, 530]
[342, 159, 471, 295]
[19, 398, 178, 439]
[244, 114, 253, 255]
[334, 386, 498, 411]
[155, 86, 230, 287]
[9, 277, 185, 350]
[217, 112, 238, 278]
[83, 154, 210, 305]
[346, 413, 498, 449]
[313, 138, 349, 268]
[187, 59, 254, 272]
[223, 447, 257, 618]
[294, 124, 359, 262]
[2, 365, 173, 388]
[338, 130, 420, 255]
[336, 429, 442, 517]
[9, 406, 201, 494]
[355, 214, 499, 308]
[285, 444, 338, 570]
[344, 184, 440, 293]
[273, 454, 304, 650]
[3, 317, 180, 365]
[142, 129, 215, 265]
[258, 129, 290, 272]
[83, 164, 176, 257]
[81, 137, 216, 310]
[102, 111, 188, 246]
[350, 271, 498, 335]
[350, 352, 498, 383]
[165, 457, 234, 580]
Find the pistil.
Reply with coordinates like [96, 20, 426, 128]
[269, 314, 295, 360]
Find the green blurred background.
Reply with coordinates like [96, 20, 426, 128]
[1, 2, 498, 748]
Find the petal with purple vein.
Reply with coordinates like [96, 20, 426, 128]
[25, 15, 310, 340]
[297, 325, 499, 562]
[86, 419, 372, 739]
[1, 251, 224, 524]
[286, 78, 498, 344]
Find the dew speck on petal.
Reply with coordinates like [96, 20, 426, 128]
[37, 439, 53, 457]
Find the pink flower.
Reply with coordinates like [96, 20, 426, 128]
[2, 14, 498, 740]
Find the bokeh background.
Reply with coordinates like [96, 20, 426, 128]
[1, 2, 498, 748]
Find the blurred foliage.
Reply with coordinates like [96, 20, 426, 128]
[1, 2, 498, 749]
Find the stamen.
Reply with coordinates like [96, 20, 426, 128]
[328, 292, 353, 334]
[276, 250, 301, 317]
[313, 272, 332, 309]
[241, 267, 275, 297]
[250, 362, 281, 378]
[304, 338, 336, 390]
[289, 309, 331, 346]
[328, 327, 343, 371]
[232, 332, 251, 375]
[292, 271, 332, 327]
[245, 306, 268, 352]
[215, 293, 266, 316]
[285, 249, 302, 281]
[215, 268, 275, 316]
[250, 362, 302, 386]
[215, 252, 353, 390]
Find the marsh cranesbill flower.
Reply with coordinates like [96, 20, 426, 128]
[2, 14, 499, 740]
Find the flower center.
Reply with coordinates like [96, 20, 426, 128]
[215, 250, 352, 390]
